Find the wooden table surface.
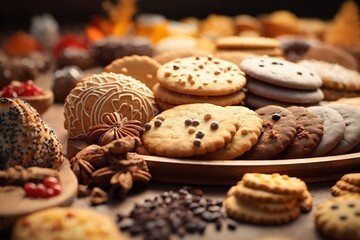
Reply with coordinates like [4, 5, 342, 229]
[39, 103, 336, 240]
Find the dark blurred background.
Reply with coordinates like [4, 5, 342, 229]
[0, 0, 357, 31]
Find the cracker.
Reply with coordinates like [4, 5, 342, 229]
[241, 105, 297, 160]
[276, 106, 323, 159]
[141, 103, 240, 158]
[315, 195, 360, 240]
[242, 173, 307, 195]
[157, 56, 246, 96]
[240, 56, 322, 90]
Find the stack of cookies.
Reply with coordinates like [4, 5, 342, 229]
[153, 56, 247, 110]
[141, 104, 262, 159]
[331, 173, 360, 196]
[215, 36, 283, 66]
[225, 173, 312, 225]
[240, 56, 324, 109]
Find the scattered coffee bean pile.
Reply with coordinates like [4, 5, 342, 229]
[116, 186, 237, 239]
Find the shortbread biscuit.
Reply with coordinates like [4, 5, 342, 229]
[299, 189, 313, 213]
[141, 103, 240, 158]
[104, 55, 161, 89]
[315, 195, 360, 240]
[242, 173, 307, 195]
[307, 106, 345, 157]
[225, 195, 301, 225]
[335, 180, 360, 193]
[240, 56, 322, 90]
[199, 106, 262, 159]
[157, 56, 246, 96]
[326, 104, 360, 155]
[64, 72, 159, 139]
[276, 106, 323, 159]
[153, 83, 245, 106]
[242, 105, 297, 159]
[331, 185, 352, 197]
[216, 36, 280, 50]
[245, 78, 324, 104]
[153, 48, 208, 64]
[12, 207, 122, 240]
[342, 173, 360, 187]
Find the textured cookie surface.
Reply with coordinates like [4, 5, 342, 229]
[246, 78, 324, 103]
[12, 207, 122, 240]
[276, 106, 323, 159]
[307, 106, 345, 157]
[342, 173, 360, 187]
[141, 103, 240, 157]
[153, 83, 245, 106]
[157, 56, 246, 96]
[153, 48, 208, 64]
[0, 98, 64, 170]
[64, 72, 159, 139]
[242, 105, 297, 159]
[326, 104, 360, 155]
[240, 56, 322, 90]
[104, 55, 161, 89]
[315, 195, 360, 240]
[200, 106, 262, 159]
[216, 36, 280, 50]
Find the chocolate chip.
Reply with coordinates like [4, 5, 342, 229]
[348, 203, 355, 208]
[272, 62, 278, 65]
[192, 119, 200, 127]
[184, 118, 192, 126]
[193, 139, 201, 146]
[207, 55, 213, 61]
[331, 204, 339, 210]
[154, 119, 162, 127]
[297, 72, 302, 75]
[310, 73, 314, 76]
[196, 131, 205, 139]
[355, 211, 360, 217]
[199, 65, 204, 69]
[144, 123, 152, 130]
[339, 215, 348, 221]
[227, 220, 237, 230]
[259, 64, 264, 67]
[173, 64, 180, 70]
[215, 219, 222, 231]
[210, 121, 219, 130]
[272, 113, 281, 121]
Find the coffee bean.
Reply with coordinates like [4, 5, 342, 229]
[208, 205, 221, 212]
[193, 207, 206, 215]
[227, 219, 237, 230]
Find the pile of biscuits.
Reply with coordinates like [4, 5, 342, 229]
[224, 173, 312, 225]
[331, 173, 360, 196]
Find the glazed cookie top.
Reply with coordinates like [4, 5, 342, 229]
[240, 56, 322, 90]
[141, 103, 240, 158]
[157, 56, 246, 96]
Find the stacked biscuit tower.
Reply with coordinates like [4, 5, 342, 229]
[153, 55, 247, 110]
[0, 98, 64, 169]
[331, 173, 360, 196]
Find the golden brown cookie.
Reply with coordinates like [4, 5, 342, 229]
[342, 173, 360, 187]
[299, 189, 313, 213]
[335, 180, 360, 193]
[141, 103, 240, 158]
[153, 83, 245, 107]
[216, 36, 280, 50]
[64, 72, 159, 139]
[154, 98, 176, 111]
[153, 48, 208, 65]
[157, 56, 246, 96]
[104, 55, 161, 89]
[315, 195, 360, 240]
[199, 106, 262, 160]
[12, 207, 122, 240]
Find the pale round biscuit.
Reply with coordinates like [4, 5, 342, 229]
[246, 78, 324, 104]
[241, 105, 297, 160]
[306, 106, 345, 157]
[157, 56, 246, 96]
[64, 72, 159, 139]
[216, 36, 280, 50]
[315, 195, 360, 240]
[215, 49, 283, 66]
[276, 106, 323, 159]
[242, 173, 307, 195]
[153, 83, 245, 106]
[153, 48, 208, 64]
[326, 104, 360, 155]
[199, 106, 262, 160]
[299, 60, 360, 91]
[12, 207, 122, 240]
[342, 173, 360, 187]
[240, 56, 322, 90]
[141, 103, 240, 158]
[225, 195, 301, 225]
[104, 55, 161, 89]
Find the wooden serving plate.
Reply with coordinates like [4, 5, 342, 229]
[0, 160, 78, 230]
[68, 139, 360, 186]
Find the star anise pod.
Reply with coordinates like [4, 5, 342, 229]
[87, 112, 144, 146]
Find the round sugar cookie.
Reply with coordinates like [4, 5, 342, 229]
[64, 72, 159, 139]
[306, 106, 345, 157]
[141, 103, 240, 158]
[157, 56, 246, 96]
[240, 56, 322, 90]
[216, 36, 280, 50]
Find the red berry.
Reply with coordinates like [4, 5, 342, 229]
[44, 188, 56, 198]
[36, 183, 48, 198]
[24, 182, 37, 197]
[44, 177, 59, 188]
[52, 184, 62, 196]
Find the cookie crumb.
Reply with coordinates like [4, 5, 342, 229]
[269, 130, 280, 138]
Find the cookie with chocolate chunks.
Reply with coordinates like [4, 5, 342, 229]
[276, 106, 323, 159]
[241, 105, 297, 160]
